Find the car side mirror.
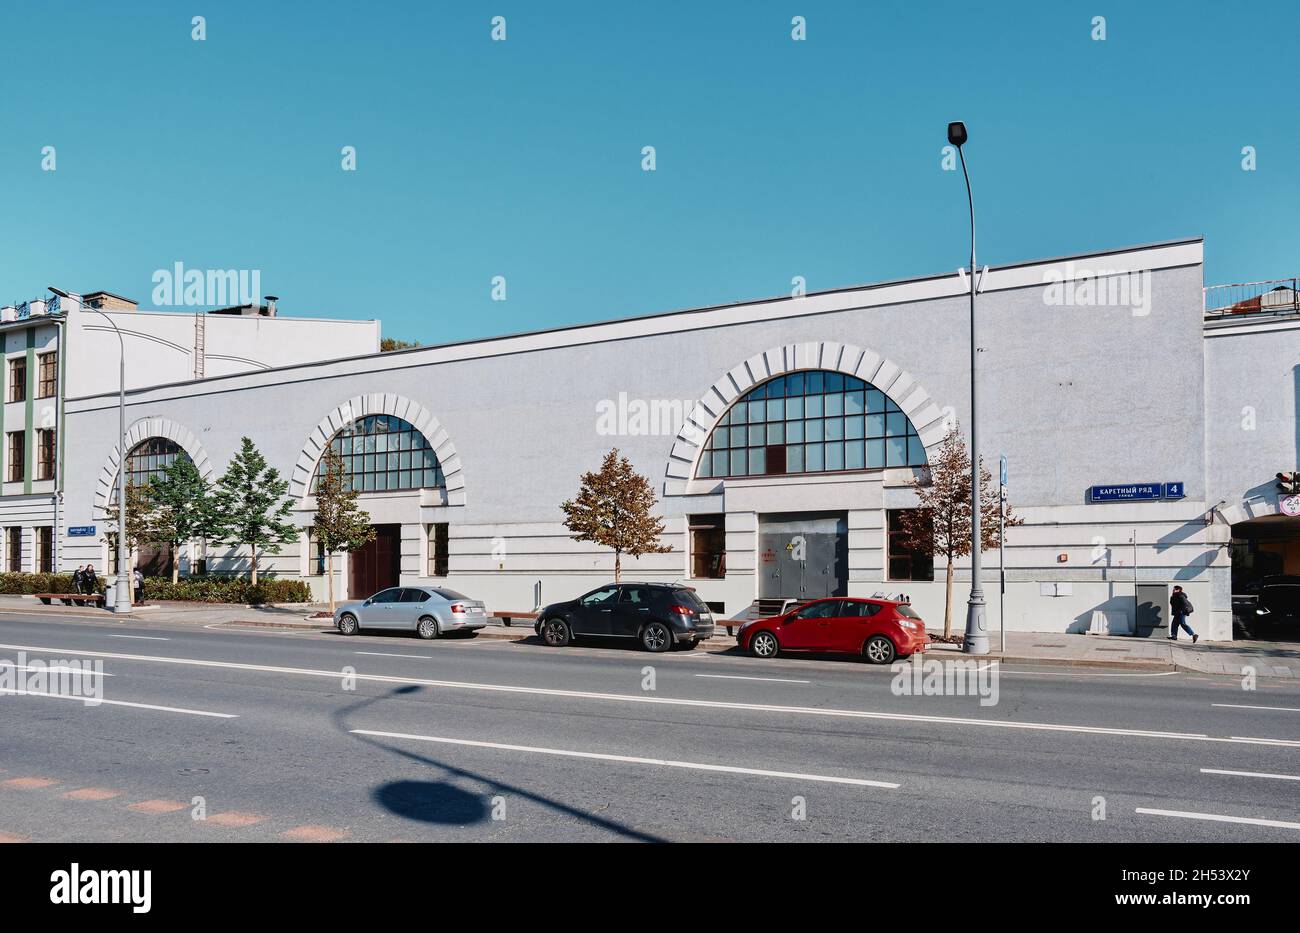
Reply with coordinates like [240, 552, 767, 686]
[363, 599, 373, 607]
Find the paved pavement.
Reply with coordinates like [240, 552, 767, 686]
[1, 608, 1299, 842]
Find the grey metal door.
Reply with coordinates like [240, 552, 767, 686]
[758, 513, 848, 600]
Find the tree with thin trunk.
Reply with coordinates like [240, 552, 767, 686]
[143, 457, 221, 584]
[211, 437, 297, 585]
[311, 447, 375, 612]
[561, 448, 672, 582]
[894, 424, 1023, 639]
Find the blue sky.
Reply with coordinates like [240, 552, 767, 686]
[2, 1, 1296, 343]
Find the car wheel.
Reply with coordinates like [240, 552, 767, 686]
[337, 613, 359, 636]
[863, 634, 896, 665]
[749, 630, 779, 658]
[541, 617, 572, 647]
[416, 616, 440, 640]
[640, 621, 672, 653]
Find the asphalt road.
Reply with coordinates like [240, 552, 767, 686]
[0, 611, 1298, 843]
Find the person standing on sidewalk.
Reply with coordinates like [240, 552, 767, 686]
[1168, 585, 1198, 643]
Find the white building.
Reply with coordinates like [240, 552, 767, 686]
[57, 239, 1299, 641]
[0, 289, 380, 575]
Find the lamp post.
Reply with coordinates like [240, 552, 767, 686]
[947, 122, 988, 655]
[50, 288, 132, 613]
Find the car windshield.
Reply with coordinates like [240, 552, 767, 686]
[895, 604, 922, 620]
[431, 588, 469, 601]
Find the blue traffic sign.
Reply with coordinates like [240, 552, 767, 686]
[1089, 483, 1184, 503]
[67, 526, 96, 537]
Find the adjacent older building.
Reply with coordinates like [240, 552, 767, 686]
[56, 238, 1297, 640]
[0, 289, 380, 576]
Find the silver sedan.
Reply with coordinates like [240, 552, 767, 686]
[334, 586, 489, 639]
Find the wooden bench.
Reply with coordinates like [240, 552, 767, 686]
[34, 593, 105, 607]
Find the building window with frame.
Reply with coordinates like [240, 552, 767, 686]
[124, 437, 186, 488]
[887, 509, 935, 582]
[305, 528, 325, 575]
[6, 432, 24, 483]
[37, 351, 57, 398]
[312, 415, 445, 494]
[35, 527, 52, 574]
[697, 370, 928, 479]
[688, 514, 726, 579]
[427, 523, 449, 577]
[36, 429, 55, 481]
[5, 527, 21, 572]
[7, 358, 25, 404]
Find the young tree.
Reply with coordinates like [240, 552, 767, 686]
[894, 424, 1023, 639]
[211, 437, 297, 585]
[311, 447, 375, 612]
[144, 457, 221, 584]
[561, 448, 672, 582]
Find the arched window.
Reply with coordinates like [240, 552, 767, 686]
[697, 370, 927, 479]
[125, 438, 189, 487]
[312, 415, 444, 493]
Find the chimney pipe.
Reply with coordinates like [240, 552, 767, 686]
[264, 295, 278, 317]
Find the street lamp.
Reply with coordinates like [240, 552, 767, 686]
[946, 122, 988, 655]
[49, 287, 132, 613]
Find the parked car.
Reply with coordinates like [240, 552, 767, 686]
[1251, 575, 1300, 632]
[335, 586, 489, 639]
[534, 582, 716, 652]
[736, 596, 926, 664]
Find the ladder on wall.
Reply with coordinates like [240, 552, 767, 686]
[193, 312, 205, 379]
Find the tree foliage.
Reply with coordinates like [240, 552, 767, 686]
[311, 447, 375, 611]
[561, 448, 671, 582]
[211, 437, 297, 584]
[142, 457, 221, 583]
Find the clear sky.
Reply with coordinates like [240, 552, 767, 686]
[2, 1, 1296, 344]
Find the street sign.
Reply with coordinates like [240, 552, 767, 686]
[1282, 495, 1300, 517]
[999, 454, 1008, 486]
[68, 526, 96, 537]
[1089, 483, 1184, 503]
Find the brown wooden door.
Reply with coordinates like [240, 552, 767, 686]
[349, 525, 401, 599]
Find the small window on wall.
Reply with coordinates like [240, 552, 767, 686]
[305, 528, 325, 575]
[5, 527, 21, 572]
[36, 429, 55, 481]
[35, 527, 52, 573]
[7, 358, 25, 404]
[6, 432, 24, 483]
[887, 509, 934, 582]
[689, 514, 726, 579]
[427, 523, 449, 577]
[37, 352, 57, 398]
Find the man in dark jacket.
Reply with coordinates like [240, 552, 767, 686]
[1169, 585, 1198, 643]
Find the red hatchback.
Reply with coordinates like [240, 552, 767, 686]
[737, 597, 927, 664]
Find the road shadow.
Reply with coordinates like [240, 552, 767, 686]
[334, 684, 665, 842]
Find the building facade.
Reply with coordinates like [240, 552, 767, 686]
[0, 290, 380, 576]
[57, 238, 1294, 640]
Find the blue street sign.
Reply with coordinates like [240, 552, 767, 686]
[999, 455, 1008, 486]
[68, 526, 96, 537]
[1089, 484, 1184, 503]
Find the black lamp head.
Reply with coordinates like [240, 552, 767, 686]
[947, 121, 968, 147]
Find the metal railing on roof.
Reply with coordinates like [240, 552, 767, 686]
[1204, 278, 1300, 319]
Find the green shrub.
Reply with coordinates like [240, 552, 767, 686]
[0, 572, 81, 595]
[141, 576, 312, 605]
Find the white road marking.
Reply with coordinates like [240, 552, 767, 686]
[351, 730, 898, 788]
[1200, 768, 1300, 782]
[694, 674, 811, 684]
[1212, 703, 1300, 713]
[355, 651, 432, 660]
[0, 640, 1294, 748]
[0, 664, 113, 676]
[104, 634, 170, 641]
[0, 688, 235, 718]
[1135, 807, 1300, 831]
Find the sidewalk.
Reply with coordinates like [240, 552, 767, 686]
[926, 630, 1300, 679]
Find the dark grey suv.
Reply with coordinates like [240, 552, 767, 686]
[535, 583, 716, 652]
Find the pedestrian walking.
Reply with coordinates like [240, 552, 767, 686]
[133, 568, 144, 605]
[1168, 585, 1198, 643]
[72, 565, 85, 594]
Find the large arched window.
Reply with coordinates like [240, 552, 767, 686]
[125, 438, 189, 487]
[697, 370, 927, 478]
[312, 414, 444, 493]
